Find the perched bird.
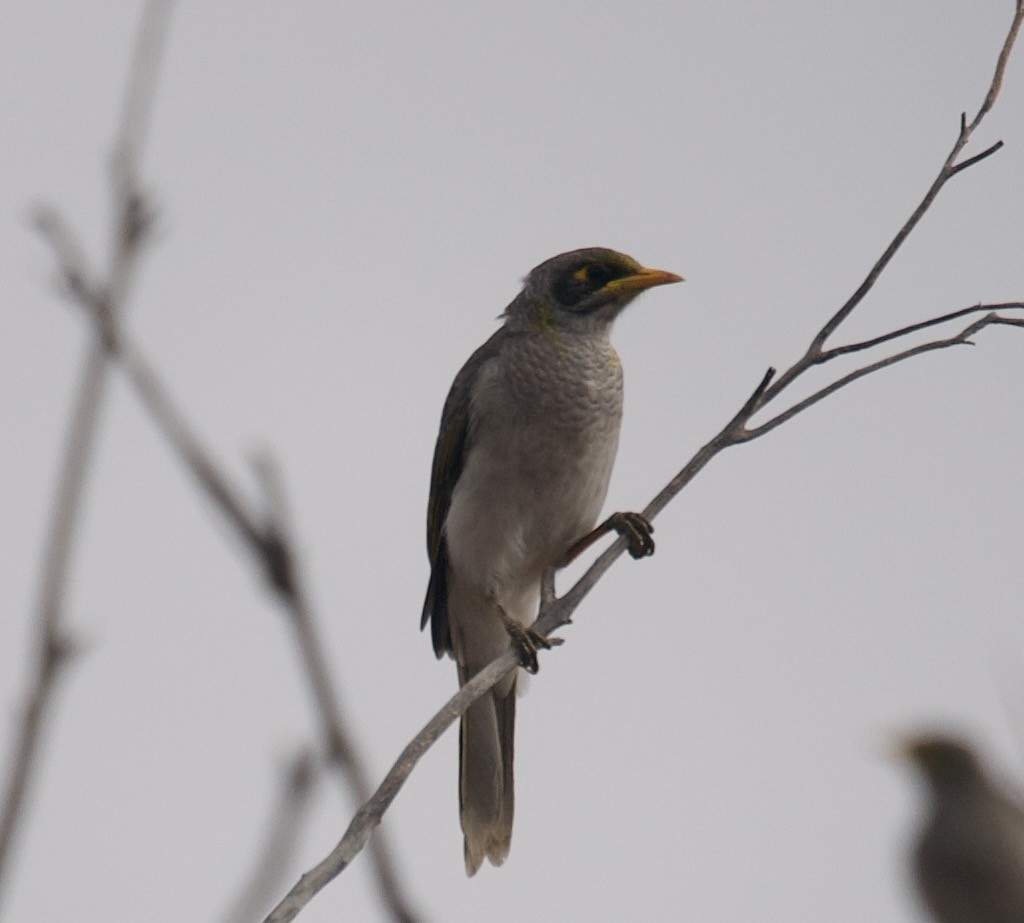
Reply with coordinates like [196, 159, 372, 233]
[898, 733, 1024, 923]
[422, 247, 682, 875]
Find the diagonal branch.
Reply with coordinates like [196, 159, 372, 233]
[0, 1, 173, 910]
[948, 140, 1004, 177]
[45, 234, 423, 923]
[263, 7, 1024, 919]
[264, 651, 520, 923]
[252, 461, 422, 923]
[222, 750, 320, 923]
[822, 302, 1024, 358]
[34, 9, 422, 923]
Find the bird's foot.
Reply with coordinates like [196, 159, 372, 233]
[558, 510, 655, 566]
[498, 608, 551, 674]
[607, 511, 655, 559]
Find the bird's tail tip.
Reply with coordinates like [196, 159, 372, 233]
[464, 831, 511, 877]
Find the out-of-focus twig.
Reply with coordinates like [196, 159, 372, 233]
[266, 651, 519, 923]
[221, 750, 320, 923]
[264, 7, 1024, 919]
[0, 1, 173, 912]
[32, 3, 423, 917]
[43, 129, 424, 923]
[34, 3, 423, 919]
[252, 459, 421, 923]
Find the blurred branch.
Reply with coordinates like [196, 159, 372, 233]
[42, 153, 424, 923]
[0, 1, 172, 911]
[251, 460, 422, 923]
[264, 6, 1024, 919]
[31, 3, 424, 921]
[266, 652, 520, 923]
[222, 750, 320, 923]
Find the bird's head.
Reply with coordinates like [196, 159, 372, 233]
[505, 247, 683, 332]
[898, 734, 987, 793]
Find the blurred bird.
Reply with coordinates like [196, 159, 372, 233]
[898, 733, 1024, 923]
[422, 247, 682, 874]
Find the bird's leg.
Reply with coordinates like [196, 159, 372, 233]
[496, 603, 551, 675]
[558, 511, 655, 567]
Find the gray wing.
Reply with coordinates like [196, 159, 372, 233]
[421, 327, 508, 657]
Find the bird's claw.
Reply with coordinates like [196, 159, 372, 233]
[499, 613, 551, 674]
[608, 511, 655, 559]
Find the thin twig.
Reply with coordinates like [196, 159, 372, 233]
[744, 313, 1015, 441]
[253, 460, 421, 923]
[0, 1, 173, 909]
[983, 316, 1024, 331]
[263, 8, 1024, 918]
[948, 140, 1005, 177]
[823, 302, 1024, 358]
[0, 350, 98, 903]
[978, 3, 1024, 118]
[222, 750, 320, 923]
[98, 314, 267, 550]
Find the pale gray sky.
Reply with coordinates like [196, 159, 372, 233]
[2, 2, 1024, 922]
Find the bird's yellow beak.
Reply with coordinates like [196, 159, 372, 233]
[605, 266, 684, 294]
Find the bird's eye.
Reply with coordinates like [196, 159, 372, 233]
[554, 262, 621, 307]
[572, 264, 613, 288]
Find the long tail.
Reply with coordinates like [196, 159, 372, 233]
[460, 681, 516, 876]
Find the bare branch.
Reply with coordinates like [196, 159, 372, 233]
[251, 461, 422, 923]
[59, 262, 423, 922]
[265, 651, 520, 923]
[222, 750, 320, 923]
[540, 567, 557, 608]
[977, 2, 1024, 119]
[32, 3, 423, 918]
[730, 366, 777, 426]
[263, 11, 1024, 917]
[110, 331, 268, 552]
[111, 0, 175, 177]
[823, 303, 1024, 358]
[0, 1, 172, 908]
[744, 313, 1017, 441]
[949, 140, 1005, 177]
[984, 315, 1024, 332]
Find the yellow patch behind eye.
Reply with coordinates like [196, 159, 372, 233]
[573, 266, 591, 282]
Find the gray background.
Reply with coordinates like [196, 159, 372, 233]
[2, 2, 1023, 921]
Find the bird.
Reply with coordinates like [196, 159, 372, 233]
[421, 247, 682, 875]
[897, 732, 1024, 923]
